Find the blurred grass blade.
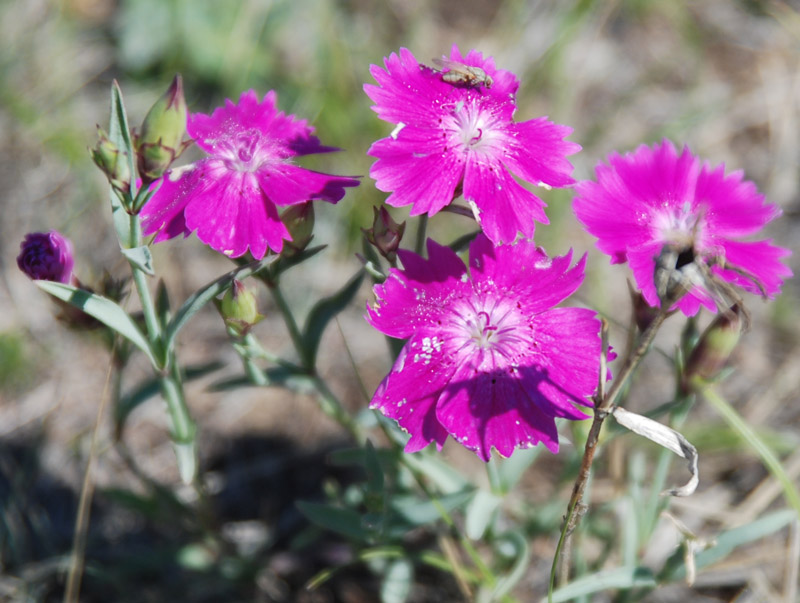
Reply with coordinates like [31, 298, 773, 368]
[35, 281, 156, 366]
[491, 531, 530, 600]
[492, 445, 543, 494]
[548, 567, 656, 602]
[664, 509, 796, 582]
[465, 489, 501, 540]
[702, 386, 800, 516]
[381, 558, 413, 603]
[390, 490, 474, 526]
[401, 450, 470, 494]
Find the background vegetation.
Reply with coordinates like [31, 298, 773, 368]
[1, 0, 798, 601]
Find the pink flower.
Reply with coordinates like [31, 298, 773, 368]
[367, 235, 601, 461]
[573, 140, 792, 316]
[141, 90, 359, 258]
[364, 46, 580, 245]
[17, 231, 75, 284]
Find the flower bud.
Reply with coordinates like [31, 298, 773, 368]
[629, 281, 660, 333]
[17, 231, 75, 284]
[136, 74, 189, 184]
[363, 206, 405, 263]
[91, 127, 132, 193]
[217, 280, 263, 336]
[683, 304, 743, 391]
[281, 203, 315, 255]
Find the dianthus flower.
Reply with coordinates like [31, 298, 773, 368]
[573, 140, 791, 316]
[367, 235, 601, 461]
[17, 231, 75, 284]
[364, 46, 580, 245]
[140, 90, 359, 258]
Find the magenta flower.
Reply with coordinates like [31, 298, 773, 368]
[17, 231, 75, 284]
[140, 90, 359, 258]
[573, 140, 792, 316]
[367, 235, 602, 461]
[364, 46, 580, 245]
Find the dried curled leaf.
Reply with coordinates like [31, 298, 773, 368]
[612, 407, 699, 497]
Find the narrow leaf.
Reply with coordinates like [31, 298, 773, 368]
[662, 509, 796, 582]
[121, 245, 155, 275]
[297, 501, 369, 542]
[702, 386, 800, 516]
[272, 244, 327, 277]
[302, 270, 365, 366]
[465, 489, 501, 540]
[390, 489, 474, 527]
[107, 81, 137, 241]
[36, 281, 156, 366]
[401, 450, 470, 494]
[548, 567, 656, 602]
[493, 445, 543, 494]
[492, 531, 530, 600]
[155, 279, 171, 330]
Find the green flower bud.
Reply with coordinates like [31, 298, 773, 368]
[137, 74, 189, 184]
[217, 280, 263, 336]
[91, 127, 131, 193]
[683, 304, 743, 391]
[280, 203, 315, 255]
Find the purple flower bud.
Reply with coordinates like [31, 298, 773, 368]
[17, 231, 75, 283]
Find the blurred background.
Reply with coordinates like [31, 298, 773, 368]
[0, 0, 798, 601]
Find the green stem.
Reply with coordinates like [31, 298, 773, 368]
[550, 306, 673, 599]
[266, 277, 363, 442]
[266, 278, 307, 365]
[159, 362, 197, 484]
[310, 374, 362, 441]
[123, 213, 196, 483]
[126, 215, 163, 360]
[415, 214, 428, 256]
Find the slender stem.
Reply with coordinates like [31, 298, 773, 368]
[441, 204, 476, 219]
[159, 360, 198, 484]
[265, 276, 363, 442]
[122, 213, 196, 483]
[265, 278, 307, 364]
[63, 342, 117, 603]
[414, 214, 428, 256]
[310, 374, 362, 441]
[551, 306, 673, 596]
[126, 215, 163, 358]
[598, 308, 670, 413]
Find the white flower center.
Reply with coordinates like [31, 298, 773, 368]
[655, 201, 706, 249]
[448, 295, 527, 360]
[440, 97, 503, 157]
[213, 129, 277, 173]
